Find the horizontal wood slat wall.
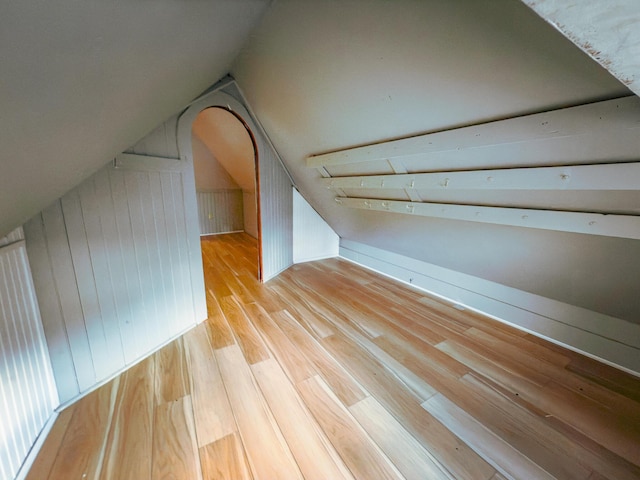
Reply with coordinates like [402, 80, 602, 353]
[27, 234, 640, 480]
[306, 94, 640, 362]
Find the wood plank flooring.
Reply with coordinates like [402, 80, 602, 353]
[27, 233, 640, 479]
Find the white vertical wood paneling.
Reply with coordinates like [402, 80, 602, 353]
[293, 188, 339, 263]
[24, 153, 205, 404]
[257, 137, 293, 281]
[23, 211, 82, 401]
[178, 134, 209, 325]
[126, 113, 180, 159]
[181, 84, 294, 283]
[196, 189, 244, 235]
[61, 188, 119, 382]
[219, 82, 294, 281]
[0, 233, 57, 480]
[243, 191, 258, 239]
[40, 202, 95, 392]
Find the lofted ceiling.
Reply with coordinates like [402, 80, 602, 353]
[0, 0, 270, 237]
[2, 0, 638, 321]
[231, 0, 630, 191]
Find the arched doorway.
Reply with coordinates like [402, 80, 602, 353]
[191, 107, 260, 279]
[177, 91, 264, 281]
[177, 86, 294, 284]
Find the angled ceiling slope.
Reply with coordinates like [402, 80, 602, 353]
[522, 0, 640, 98]
[0, 0, 270, 237]
[231, 0, 630, 232]
[193, 108, 256, 192]
[230, 0, 639, 324]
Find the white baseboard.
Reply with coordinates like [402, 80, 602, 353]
[294, 253, 339, 264]
[340, 239, 640, 376]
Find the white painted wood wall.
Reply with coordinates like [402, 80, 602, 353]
[257, 137, 293, 280]
[21, 80, 295, 408]
[0, 228, 57, 480]
[24, 148, 206, 403]
[197, 189, 244, 235]
[293, 188, 339, 263]
[243, 191, 258, 239]
[220, 82, 294, 281]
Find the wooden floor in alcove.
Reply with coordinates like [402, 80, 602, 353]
[27, 233, 640, 479]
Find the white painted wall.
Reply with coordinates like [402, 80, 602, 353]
[293, 188, 339, 263]
[193, 108, 256, 192]
[193, 130, 245, 236]
[192, 109, 259, 238]
[0, 228, 57, 480]
[24, 152, 206, 404]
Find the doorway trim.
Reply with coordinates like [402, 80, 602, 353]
[177, 89, 264, 280]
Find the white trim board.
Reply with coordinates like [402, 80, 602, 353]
[114, 153, 182, 172]
[322, 162, 640, 191]
[307, 96, 640, 168]
[336, 197, 640, 241]
[340, 239, 640, 376]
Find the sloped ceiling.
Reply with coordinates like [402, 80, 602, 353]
[231, 0, 640, 321]
[193, 108, 256, 192]
[232, 0, 629, 180]
[3, 0, 637, 320]
[522, 0, 640, 98]
[0, 0, 270, 237]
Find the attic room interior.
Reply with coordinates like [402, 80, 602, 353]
[1, 0, 639, 479]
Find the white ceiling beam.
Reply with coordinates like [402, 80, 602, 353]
[307, 97, 640, 168]
[521, 0, 640, 98]
[322, 162, 640, 192]
[336, 197, 640, 240]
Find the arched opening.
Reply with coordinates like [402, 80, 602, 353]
[191, 106, 262, 279]
[177, 86, 293, 285]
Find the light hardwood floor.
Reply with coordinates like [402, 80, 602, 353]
[27, 233, 640, 479]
